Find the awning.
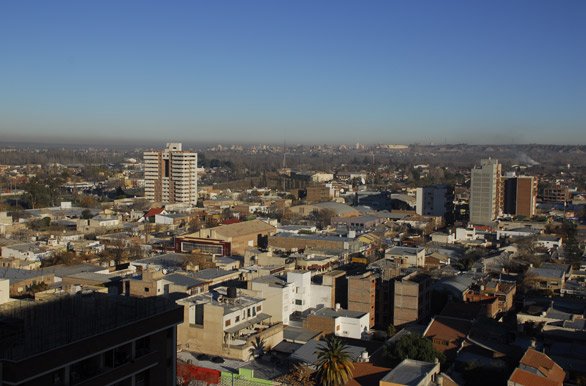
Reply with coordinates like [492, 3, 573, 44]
[225, 313, 271, 334]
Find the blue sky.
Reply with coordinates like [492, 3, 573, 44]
[0, 1, 584, 145]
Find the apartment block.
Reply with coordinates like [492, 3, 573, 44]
[0, 293, 183, 386]
[503, 176, 537, 217]
[144, 143, 198, 205]
[470, 158, 502, 225]
[416, 184, 455, 224]
[542, 185, 571, 203]
[347, 271, 376, 328]
[393, 272, 432, 327]
[176, 288, 283, 361]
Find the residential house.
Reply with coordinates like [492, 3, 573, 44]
[303, 306, 370, 340]
[508, 348, 565, 386]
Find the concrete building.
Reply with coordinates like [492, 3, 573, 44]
[470, 158, 502, 225]
[503, 176, 537, 217]
[287, 270, 333, 313]
[191, 219, 276, 255]
[379, 359, 441, 386]
[303, 306, 369, 339]
[1, 243, 53, 262]
[0, 293, 183, 386]
[176, 288, 283, 361]
[386, 246, 426, 268]
[144, 143, 198, 205]
[347, 271, 377, 328]
[393, 272, 432, 327]
[542, 185, 571, 203]
[416, 184, 455, 224]
[249, 275, 294, 325]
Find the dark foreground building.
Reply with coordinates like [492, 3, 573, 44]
[0, 292, 183, 386]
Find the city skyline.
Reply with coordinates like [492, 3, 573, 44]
[1, 1, 585, 145]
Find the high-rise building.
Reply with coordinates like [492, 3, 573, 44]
[416, 184, 455, 224]
[503, 176, 537, 217]
[0, 293, 183, 386]
[144, 143, 198, 205]
[469, 158, 502, 225]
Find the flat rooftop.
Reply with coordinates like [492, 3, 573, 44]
[380, 359, 437, 385]
[0, 293, 180, 361]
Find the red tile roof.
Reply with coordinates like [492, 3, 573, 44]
[144, 207, 165, 218]
[345, 362, 392, 386]
[508, 348, 565, 386]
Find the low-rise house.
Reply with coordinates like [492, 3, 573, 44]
[535, 235, 563, 251]
[464, 279, 516, 316]
[423, 315, 472, 361]
[176, 288, 283, 361]
[508, 348, 565, 386]
[294, 253, 338, 273]
[290, 338, 367, 367]
[129, 269, 209, 298]
[379, 359, 441, 386]
[191, 268, 241, 287]
[0, 257, 41, 270]
[526, 263, 571, 293]
[385, 246, 426, 268]
[431, 232, 455, 244]
[303, 306, 369, 339]
[1, 243, 53, 262]
[0, 268, 55, 297]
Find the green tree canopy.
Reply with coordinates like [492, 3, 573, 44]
[314, 336, 354, 386]
[384, 334, 444, 365]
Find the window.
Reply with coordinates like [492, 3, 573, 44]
[144, 287, 149, 292]
[295, 299, 303, 306]
[235, 316, 240, 322]
[225, 319, 231, 327]
[257, 305, 262, 312]
[247, 308, 251, 317]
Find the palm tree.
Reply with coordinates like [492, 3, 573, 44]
[248, 336, 266, 360]
[314, 336, 354, 386]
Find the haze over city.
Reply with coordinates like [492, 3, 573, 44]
[1, 0, 585, 145]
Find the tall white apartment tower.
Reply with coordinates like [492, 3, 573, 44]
[144, 143, 198, 205]
[469, 158, 502, 225]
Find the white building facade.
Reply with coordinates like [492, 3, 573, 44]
[144, 143, 198, 205]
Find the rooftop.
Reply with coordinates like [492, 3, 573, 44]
[191, 268, 238, 281]
[313, 307, 367, 319]
[0, 293, 180, 361]
[380, 359, 438, 385]
[387, 246, 425, 256]
[178, 290, 263, 315]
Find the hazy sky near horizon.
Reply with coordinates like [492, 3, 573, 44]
[1, 1, 585, 145]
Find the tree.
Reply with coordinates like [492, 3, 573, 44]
[314, 336, 354, 386]
[309, 208, 336, 230]
[384, 334, 444, 365]
[248, 336, 267, 360]
[81, 209, 94, 219]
